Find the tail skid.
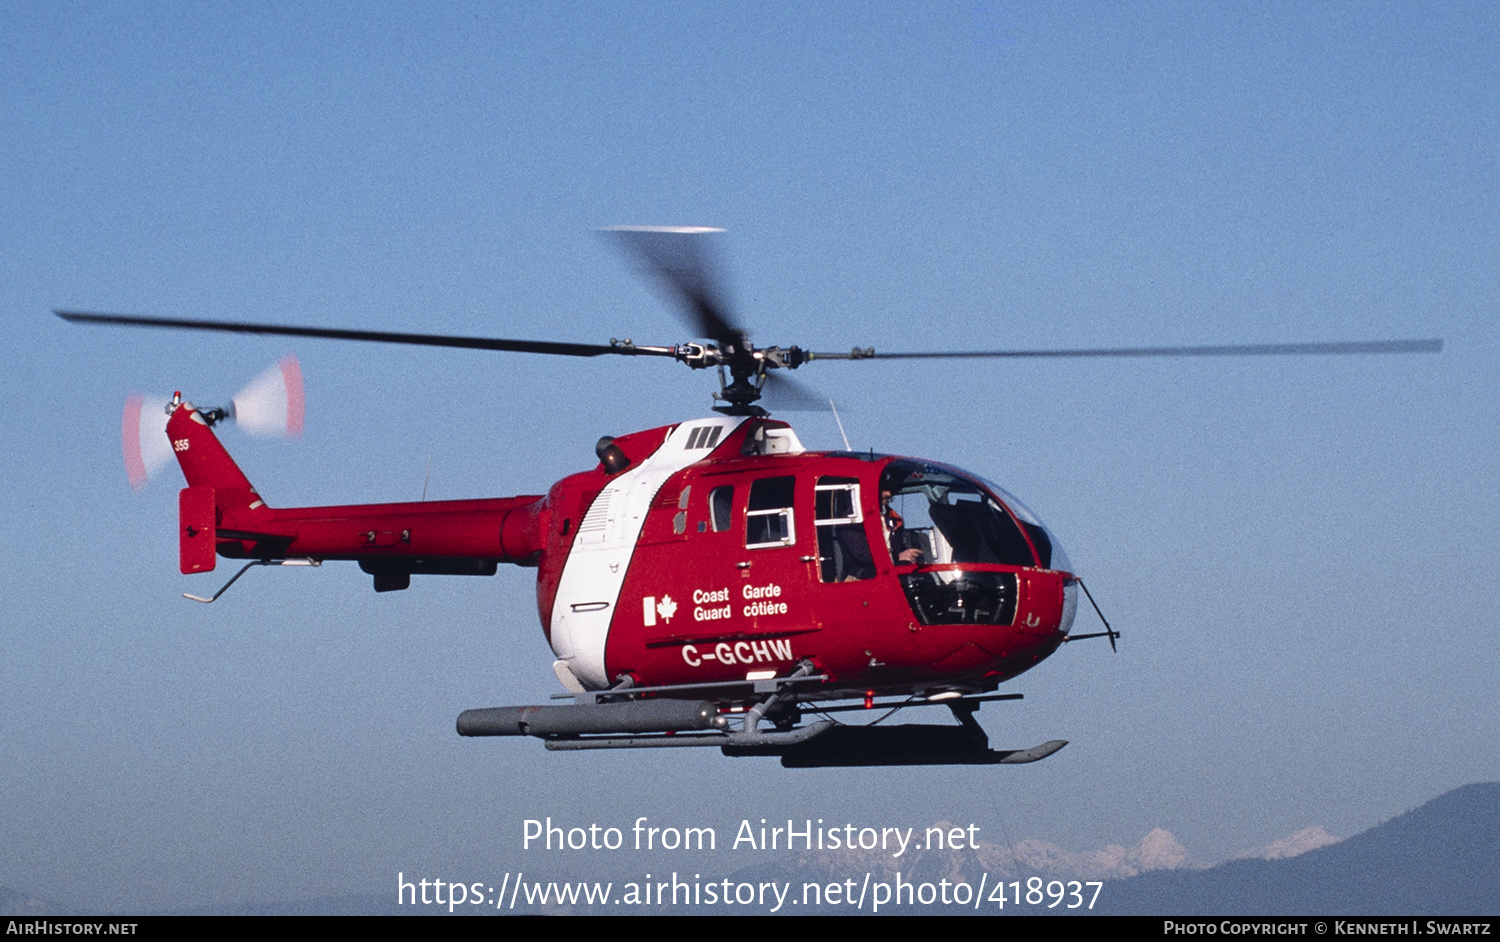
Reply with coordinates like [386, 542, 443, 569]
[182, 558, 321, 603]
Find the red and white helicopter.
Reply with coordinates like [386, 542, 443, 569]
[59, 227, 1442, 767]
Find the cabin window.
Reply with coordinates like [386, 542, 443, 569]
[745, 476, 795, 548]
[815, 476, 874, 582]
[672, 485, 691, 535]
[709, 485, 734, 532]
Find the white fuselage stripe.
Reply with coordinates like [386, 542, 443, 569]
[548, 417, 746, 690]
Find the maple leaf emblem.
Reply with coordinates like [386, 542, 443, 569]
[656, 595, 678, 623]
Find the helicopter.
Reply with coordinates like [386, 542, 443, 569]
[58, 227, 1443, 768]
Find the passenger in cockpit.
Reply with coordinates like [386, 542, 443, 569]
[881, 488, 925, 565]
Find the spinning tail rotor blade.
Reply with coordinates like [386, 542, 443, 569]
[121, 392, 174, 491]
[231, 354, 304, 439]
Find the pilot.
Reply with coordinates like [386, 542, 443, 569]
[881, 488, 925, 565]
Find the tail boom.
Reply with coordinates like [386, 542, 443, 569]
[212, 497, 547, 565]
[166, 400, 548, 581]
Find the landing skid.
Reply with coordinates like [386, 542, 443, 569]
[458, 667, 1068, 768]
[724, 725, 1067, 768]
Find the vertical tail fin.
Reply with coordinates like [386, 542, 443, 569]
[164, 397, 261, 497]
[165, 398, 270, 574]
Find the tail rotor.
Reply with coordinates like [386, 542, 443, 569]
[230, 354, 304, 438]
[121, 354, 304, 490]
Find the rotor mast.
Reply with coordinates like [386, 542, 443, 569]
[669, 339, 810, 417]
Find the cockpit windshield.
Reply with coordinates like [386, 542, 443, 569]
[878, 459, 1070, 572]
[974, 474, 1073, 574]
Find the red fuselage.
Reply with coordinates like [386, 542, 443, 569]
[171, 404, 1074, 701]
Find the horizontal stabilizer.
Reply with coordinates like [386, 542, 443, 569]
[179, 486, 217, 574]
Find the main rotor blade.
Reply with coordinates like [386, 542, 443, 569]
[55, 310, 677, 359]
[811, 338, 1443, 361]
[601, 226, 745, 349]
[759, 371, 828, 413]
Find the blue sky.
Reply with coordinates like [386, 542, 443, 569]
[2, 2, 1496, 911]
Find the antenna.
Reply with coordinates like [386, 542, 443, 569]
[829, 398, 851, 451]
